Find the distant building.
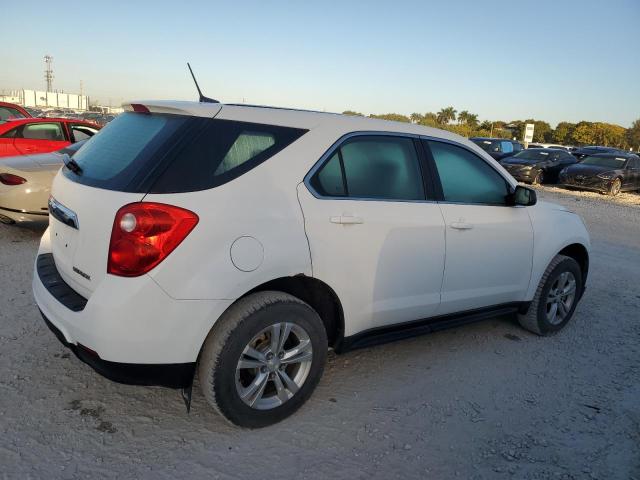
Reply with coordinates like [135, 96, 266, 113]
[0, 89, 89, 111]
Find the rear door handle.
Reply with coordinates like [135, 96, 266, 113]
[330, 215, 364, 225]
[449, 221, 473, 230]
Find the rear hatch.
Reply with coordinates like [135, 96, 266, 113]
[48, 105, 222, 297]
[48, 102, 307, 298]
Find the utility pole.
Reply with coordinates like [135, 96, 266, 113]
[44, 55, 54, 92]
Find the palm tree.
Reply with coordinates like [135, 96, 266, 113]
[458, 110, 470, 125]
[437, 107, 457, 125]
[410, 113, 424, 124]
[466, 113, 479, 128]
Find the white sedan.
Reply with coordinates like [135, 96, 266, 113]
[0, 141, 85, 225]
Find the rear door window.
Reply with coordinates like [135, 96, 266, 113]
[64, 112, 307, 193]
[0, 106, 27, 121]
[310, 136, 425, 201]
[69, 124, 99, 142]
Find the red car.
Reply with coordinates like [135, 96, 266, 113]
[0, 102, 32, 121]
[0, 118, 100, 158]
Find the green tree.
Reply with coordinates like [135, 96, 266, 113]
[552, 122, 576, 145]
[626, 118, 640, 152]
[342, 110, 363, 116]
[436, 106, 457, 124]
[369, 113, 411, 123]
[410, 112, 424, 123]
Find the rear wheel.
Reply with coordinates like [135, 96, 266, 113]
[198, 291, 327, 428]
[518, 255, 583, 335]
[608, 178, 622, 196]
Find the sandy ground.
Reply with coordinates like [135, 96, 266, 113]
[0, 187, 638, 479]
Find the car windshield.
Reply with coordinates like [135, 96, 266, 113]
[471, 139, 500, 153]
[580, 156, 626, 169]
[510, 150, 551, 162]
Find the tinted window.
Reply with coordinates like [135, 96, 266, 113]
[471, 139, 500, 153]
[0, 127, 18, 138]
[313, 152, 345, 196]
[428, 141, 509, 205]
[70, 124, 98, 142]
[500, 141, 514, 154]
[21, 122, 65, 141]
[0, 107, 27, 121]
[580, 156, 626, 169]
[311, 136, 424, 201]
[512, 142, 523, 152]
[64, 112, 307, 193]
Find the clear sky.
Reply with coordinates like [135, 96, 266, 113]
[1, 0, 638, 127]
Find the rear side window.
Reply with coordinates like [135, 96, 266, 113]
[64, 112, 307, 193]
[0, 106, 27, 121]
[21, 123, 65, 141]
[310, 136, 425, 201]
[500, 141, 514, 154]
[427, 140, 509, 205]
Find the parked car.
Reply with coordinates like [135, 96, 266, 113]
[571, 145, 626, 160]
[33, 101, 590, 428]
[559, 152, 640, 196]
[81, 112, 117, 127]
[0, 141, 86, 224]
[0, 118, 99, 158]
[469, 137, 524, 161]
[527, 143, 572, 151]
[0, 102, 32, 122]
[501, 148, 579, 184]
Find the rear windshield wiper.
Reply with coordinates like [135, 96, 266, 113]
[62, 154, 83, 175]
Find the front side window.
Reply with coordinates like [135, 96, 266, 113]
[512, 142, 523, 152]
[427, 140, 510, 205]
[310, 136, 425, 201]
[21, 122, 65, 141]
[500, 141, 514, 154]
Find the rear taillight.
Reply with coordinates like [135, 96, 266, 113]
[0, 173, 27, 186]
[107, 202, 198, 277]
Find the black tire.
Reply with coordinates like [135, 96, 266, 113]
[198, 291, 327, 428]
[608, 178, 622, 196]
[517, 255, 583, 336]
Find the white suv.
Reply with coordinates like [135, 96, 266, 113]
[33, 101, 590, 428]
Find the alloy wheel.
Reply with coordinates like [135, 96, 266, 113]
[235, 322, 313, 410]
[545, 271, 577, 325]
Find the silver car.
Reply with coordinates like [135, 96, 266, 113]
[0, 141, 85, 225]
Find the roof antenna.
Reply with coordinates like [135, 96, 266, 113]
[187, 62, 219, 104]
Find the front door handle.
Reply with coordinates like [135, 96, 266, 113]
[449, 221, 473, 230]
[330, 215, 364, 225]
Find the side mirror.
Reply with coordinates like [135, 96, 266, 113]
[509, 185, 537, 206]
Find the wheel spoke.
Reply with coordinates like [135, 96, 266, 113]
[278, 369, 299, 394]
[561, 279, 576, 297]
[270, 323, 281, 354]
[277, 322, 293, 354]
[243, 346, 266, 363]
[547, 302, 558, 324]
[282, 339, 313, 365]
[273, 371, 289, 403]
[237, 358, 264, 370]
[241, 372, 268, 407]
[558, 300, 569, 318]
[557, 272, 569, 291]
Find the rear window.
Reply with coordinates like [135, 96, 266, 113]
[63, 112, 307, 193]
[471, 139, 500, 153]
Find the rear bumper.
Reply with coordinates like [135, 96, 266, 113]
[40, 310, 195, 388]
[32, 228, 233, 367]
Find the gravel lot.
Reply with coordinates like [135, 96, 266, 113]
[1, 187, 638, 479]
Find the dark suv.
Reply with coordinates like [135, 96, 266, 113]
[470, 137, 524, 161]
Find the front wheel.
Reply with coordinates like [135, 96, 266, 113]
[608, 178, 622, 196]
[532, 170, 544, 185]
[518, 255, 583, 335]
[198, 291, 327, 428]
